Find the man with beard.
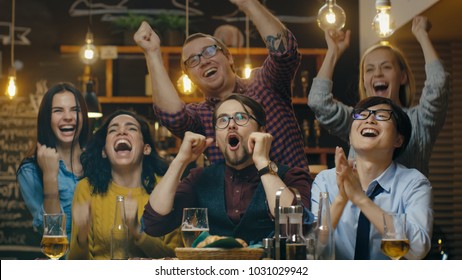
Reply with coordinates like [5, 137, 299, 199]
[142, 94, 312, 245]
[134, 0, 308, 170]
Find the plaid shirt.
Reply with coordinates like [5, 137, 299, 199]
[154, 30, 308, 169]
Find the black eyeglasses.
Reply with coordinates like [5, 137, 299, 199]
[184, 45, 223, 68]
[352, 109, 394, 121]
[215, 112, 259, 129]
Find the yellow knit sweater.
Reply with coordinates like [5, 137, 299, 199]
[68, 178, 182, 259]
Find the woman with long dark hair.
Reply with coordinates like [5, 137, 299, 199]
[68, 110, 179, 259]
[17, 82, 90, 238]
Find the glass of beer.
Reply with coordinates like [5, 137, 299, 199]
[381, 212, 410, 260]
[181, 208, 209, 247]
[41, 213, 69, 260]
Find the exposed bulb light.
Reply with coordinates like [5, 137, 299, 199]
[177, 72, 196, 95]
[79, 30, 98, 64]
[372, 0, 395, 38]
[242, 15, 252, 79]
[6, 0, 17, 99]
[317, 0, 346, 31]
[243, 57, 252, 79]
[6, 69, 16, 99]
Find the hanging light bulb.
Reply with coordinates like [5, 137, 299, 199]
[79, 0, 98, 65]
[372, 0, 395, 38]
[177, 72, 196, 95]
[317, 0, 346, 31]
[242, 15, 252, 79]
[5, 0, 17, 99]
[6, 69, 17, 99]
[243, 57, 252, 79]
[79, 29, 98, 64]
[176, 0, 196, 96]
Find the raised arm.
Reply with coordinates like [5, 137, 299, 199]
[412, 16, 438, 64]
[150, 132, 213, 215]
[36, 143, 61, 214]
[249, 132, 295, 215]
[316, 29, 351, 80]
[134, 21, 183, 113]
[231, 0, 286, 50]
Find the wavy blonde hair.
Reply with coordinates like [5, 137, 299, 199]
[359, 44, 416, 108]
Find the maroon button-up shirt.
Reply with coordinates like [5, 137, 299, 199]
[143, 164, 312, 237]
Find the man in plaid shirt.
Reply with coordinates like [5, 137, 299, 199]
[134, 0, 309, 170]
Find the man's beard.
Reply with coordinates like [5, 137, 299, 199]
[224, 144, 251, 167]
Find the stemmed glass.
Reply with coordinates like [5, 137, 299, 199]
[381, 212, 410, 260]
[41, 213, 69, 260]
[181, 208, 209, 247]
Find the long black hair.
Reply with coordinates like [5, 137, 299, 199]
[81, 110, 169, 195]
[17, 82, 90, 176]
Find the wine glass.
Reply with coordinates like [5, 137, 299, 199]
[181, 208, 209, 247]
[41, 213, 69, 260]
[381, 212, 410, 260]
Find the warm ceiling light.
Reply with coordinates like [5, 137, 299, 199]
[6, 69, 17, 99]
[5, 0, 17, 99]
[242, 15, 252, 79]
[372, 0, 395, 39]
[177, 72, 196, 95]
[176, 0, 196, 95]
[79, 0, 98, 65]
[79, 30, 98, 64]
[317, 0, 346, 31]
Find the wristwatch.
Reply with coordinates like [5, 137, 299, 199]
[258, 161, 278, 177]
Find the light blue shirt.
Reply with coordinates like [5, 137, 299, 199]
[17, 159, 80, 239]
[311, 162, 433, 260]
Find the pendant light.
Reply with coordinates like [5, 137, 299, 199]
[5, 0, 17, 99]
[177, 0, 196, 96]
[372, 0, 396, 39]
[85, 79, 102, 119]
[242, 15, 252, 79]
[79, 0, 98, 65]
[316, 0, 346, 31]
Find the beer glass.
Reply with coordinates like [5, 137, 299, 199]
[181, 208, 209, 247]
[381, 212, 410, 260]
[41, 213, 69, 260]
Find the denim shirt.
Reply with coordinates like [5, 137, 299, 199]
[17, 160, 80, 239]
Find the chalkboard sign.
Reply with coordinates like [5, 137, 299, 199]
[0, 97, 42, 259]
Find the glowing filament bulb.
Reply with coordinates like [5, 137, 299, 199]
[372, 0, 395, 38]
[177, 72, 196, 95]
[6, 75, 16, 99]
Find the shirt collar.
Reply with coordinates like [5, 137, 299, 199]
[225, 164, 258, 181]
[367, 162, 397, 194]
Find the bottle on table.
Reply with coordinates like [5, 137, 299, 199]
[111, 195, 129, 260]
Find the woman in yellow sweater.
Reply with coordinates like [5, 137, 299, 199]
[68, 110, 182, 259]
